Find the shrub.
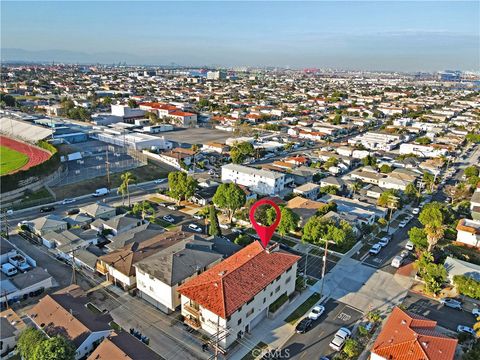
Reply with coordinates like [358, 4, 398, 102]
[453, 275, 480, 300]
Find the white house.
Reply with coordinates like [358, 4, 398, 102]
[399, 143, 448, 158]
[178, 242, 300, 350]
[456, 219, 480, 248]
[221, 164, 286, 195]
[293, 182, 321, 200]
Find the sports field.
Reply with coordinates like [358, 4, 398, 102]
[0, 145, 29, 175]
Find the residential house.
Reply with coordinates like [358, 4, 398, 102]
[444, 256, 480, 283]
[80, 203, 116, 220]
[399, 143, 449, 158]
[96, 231, 191, 290]
[371, 307, 457, 360]
[319, 194, 387, 225]
[42, 228, 98, 257]
[91, 214, 142, 236]
[293, 183, 321, 200]
[470, 187, 480, 221]
[286, 196, 326, 226]
[135, 236, 240, 313]
[30, 215, 68, 245]
[105, 223, 165, 252]
[0, 309, 26, 358]
[456, 219, 480, 248]
[178, 242, 300, 350]
[320, 176, 346, 191]
[202, 142, 230, 154]
[86, 331, 163, 360]
[27, 285, 113, 360]
[191, 185, 219, 206]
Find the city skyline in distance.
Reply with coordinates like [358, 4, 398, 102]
[1, 1, 479, 71]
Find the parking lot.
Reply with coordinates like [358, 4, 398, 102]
[282, 299, 363, 359]
[402, 291, 477, 332]
[159, 127, 232, 146]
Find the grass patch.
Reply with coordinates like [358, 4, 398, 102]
[52, 163, 169, 198]
[240, 341, 268, 360]
[306, 278, 318, 286]
[153, 218, 176, 229]
[0, 145, 29, 175]
[284, 292, 321, 325]
[86, 302, 101, 314]
[269, 293, 289, 313]
[109, 321, 122, 331]
[13, 187, 55, 210]
[149, 196, 168, 204]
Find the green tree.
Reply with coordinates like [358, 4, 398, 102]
[208, 205, 221, 236]
[213, 183, 246, 223]
[148, 111, 159, 123]
[415, 252, 447, 295]
[466, 133, 480, 143]
[17, 327, 46, 360]
[419, 202, 445, 251]
[415, 137, 431, 145]
[377, 190, 399, 208]
[362, 154, 377, 167]
[234, 234, 253, 246]
[379, 164, 393, 173]
[230, 142, 254, 164]
[266, 207, 299, 236]
[323, 157, 339, 170]
[0, 93, 16, 107]
[465, 166, 479, 179]
[127, 99, 138, 108]
[453, 275, 480, 300]
[33, 336, 76, 360]
[103, 96, 112, 105]
[132, 201, 155, 221]
[343, 339, 360, 358]
[422, 171, 435, 191]
[302, 217, 355, 251]
[320, 185, 339, 195]
[118, 171, 136, 207]
[408, 227, 428, 250]
[348, 180, 363, 197]
[315, 201, 337, 217]
[404, 183, 420, 202]
[463, 341, 480, 360]
[168, 172, 198, 205]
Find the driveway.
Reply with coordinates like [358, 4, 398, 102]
[282, 299, 363, 359]
[402, 291, 477, 332]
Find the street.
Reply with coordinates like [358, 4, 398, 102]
[282, 299, 363, 360]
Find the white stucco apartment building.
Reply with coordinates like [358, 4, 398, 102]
[456, 219, 480, 248]
[178, 242, 300, 350]
[399, 143, 448, 158]
[221, 163, 286, 195]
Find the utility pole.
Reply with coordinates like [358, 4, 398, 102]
[214, 315, 220, 360]
[70, 249, 77, 285]
[319, 239, 329, 298]
[105, 147, 111, 190]
[303, 247, 309, 281]
[2, 209, 9, 239]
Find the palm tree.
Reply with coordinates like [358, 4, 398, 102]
[424, 222, 446, 252]
[349, 180, 363, 197]
[118, 172, 136, 207]
[133, 201, 154, 221]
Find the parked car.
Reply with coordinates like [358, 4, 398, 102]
[405, 241, 414, 251]
[457, 325, 477, 337]
[308, 305, 325, 320]
[17, 220, 31, 228]
[398, 220, 408, 228]
[40, 206, 55, 213]
[158, 202, 168, 207]
[400, 250, 410, 259]
[295, 318, 313, 334]
[220, 223, 230, 230]
[329, 327, 352, 351]
[167, 205, 178, 211]
[440, 298, 462, 310]
[369, 244, 382, 255]
[412, 208, 420, 215]
[66, 208, 80, 215]
[193, 214, 204, 220]
[378, 237, 390, 247]
[1, 263, 17, 277]
[6, 209, 14, 215]
[472, 308, 480, 317]
[163, 215, 174, 223]
[391, 256, 404, 268]
[153, 178, 167, 184]
[188, 223, 202, 233]
[61, 198, 76, 205]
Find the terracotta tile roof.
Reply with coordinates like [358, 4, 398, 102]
[372, 307, 457, 360]
[170, 110, 195, 117]
[177, 242, 300, 318]
[456, 219, 480, 235]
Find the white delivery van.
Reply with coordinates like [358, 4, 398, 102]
[92, 188, 110, 197]
[391, 256, 404, 268]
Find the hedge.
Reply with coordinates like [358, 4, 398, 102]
[0, 140, 60, 193]
[453, 275, 480, 300]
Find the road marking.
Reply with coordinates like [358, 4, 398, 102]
[337, 312, 351, 321]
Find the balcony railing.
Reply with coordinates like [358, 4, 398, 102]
[184, 304, 200, 318]
[184, 317, 201, 330]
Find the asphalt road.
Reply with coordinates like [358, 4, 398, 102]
[282, 299, 363, 360]
[402, 291, 477, 332]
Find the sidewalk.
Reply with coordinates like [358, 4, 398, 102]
[228, 288, 319, 360]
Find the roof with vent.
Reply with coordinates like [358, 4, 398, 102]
[372, 307, 457, 360]
[177, 241, 300, 318]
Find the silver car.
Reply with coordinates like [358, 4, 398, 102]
[329, 327, 352, 351]
[440, 298, 462, 310]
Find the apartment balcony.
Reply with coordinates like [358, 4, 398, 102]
[184, 304, 200, 318]
[184, 316, 201, 330]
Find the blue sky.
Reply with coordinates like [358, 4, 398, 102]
[1, 1, 479, 71]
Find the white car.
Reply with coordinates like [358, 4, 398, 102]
[308, 305, 325, 320]
[17, 220, 31, 228]
[154, 178, 167, 184]
[193, 214, 204, 220]
[163, 215, 174, 223]
[391, 255, 404, 268]
[220, 223, 230, 230]
[167, 205, 178, 211]
[6, 209, 14, 215]
[405, 241, 414, 251]
[472, 308, 480, 317]
[61, 198, 76, 205]
[329, 327, 352, 351]
[457, 325, 477, 337]
[398, 220, 408, 228]
[378, 237, 390, 247]
[369, 244, 382, 255]
[188, 223, 202, 233]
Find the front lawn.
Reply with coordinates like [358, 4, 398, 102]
[284, 292, 321, 325]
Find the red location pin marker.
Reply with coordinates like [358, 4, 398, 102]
[249, 199, 281, 248]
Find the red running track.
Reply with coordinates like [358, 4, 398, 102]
[0, 135, 51, 173]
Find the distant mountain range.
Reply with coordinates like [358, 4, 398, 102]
[1, 48, 153, 64]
